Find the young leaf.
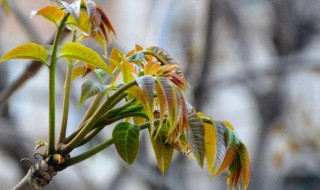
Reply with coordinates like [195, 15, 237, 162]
[31, 5, 65, 26]
[211, 121, 227, 176]
[158, 78, 177, 133]
[79, 80, 110, 107]
[154, 80, 167, 136]
[147, 46, 185, 79]
[151, 135, 174, 174]
[204, 123, 217, 173]
[227, 153, 242, 190]
[215, 128, 240, 176]
[72, 66, 86, 80]
[112, 122, 140, 164]
[0, 43, 48, 64]
[136, 76, 155, 131]
[239, 143, 251, 189]
[122, 59, 135, 83]
[61, 0, 81, 20]
[66, 11, 91, 35]
[109, 48, 122, 72]
[188, 114, 205, 168]
[60, 42, 112, 75]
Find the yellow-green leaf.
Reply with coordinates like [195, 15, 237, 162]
[0, 43, 48, 64]
[60, 42, 112, 75]
[204, 122, 217, 173]
[151, 135, 174, 174]
[122, 59, 135, 83]
[31, 6, 65, 26]
[66, 11, 91, 35]
[222, 120, 235, 131]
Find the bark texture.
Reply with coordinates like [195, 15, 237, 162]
[11, 159, 58, 190]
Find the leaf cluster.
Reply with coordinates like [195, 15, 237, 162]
[0, 1, 251, 189]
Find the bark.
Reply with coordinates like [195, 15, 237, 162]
[12, 170, 34, 190]
[11, 159, 58, 190]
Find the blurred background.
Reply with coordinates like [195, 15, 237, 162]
[0, 0, 320, 189]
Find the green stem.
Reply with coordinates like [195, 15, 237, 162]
[58, 62, 73, 144]
[62, 118, 158, 168]
[48, 13, 70, 155]
[60, 80, 137, 154]
[78, 112, 148, 146]
[78, 92, 105, 128]
[62, 138, 114, 168]
[61, 99, 139, 146]
[78, 69, 120, 128]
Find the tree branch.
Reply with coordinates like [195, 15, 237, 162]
[11, 170, 33, 190]
[12, 159, 58, 190]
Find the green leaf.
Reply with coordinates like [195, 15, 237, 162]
[151, 135, 174, 174]
[60, 42, 112, 75]
[112, 122, 140, 164]
[0, 43, 48, 64]
[79, 80, 110, 107]
[188, 114, 205, 168]
[31, 5, 65, 26]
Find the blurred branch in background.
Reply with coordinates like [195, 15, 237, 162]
[0, 0, 70, 110]
[193, 0, 217, 111]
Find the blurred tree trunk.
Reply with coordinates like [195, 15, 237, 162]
[193, 0, 217, 111]
[250, 0, 317, 189]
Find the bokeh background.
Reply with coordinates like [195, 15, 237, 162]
[1, 0, 320, 189]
